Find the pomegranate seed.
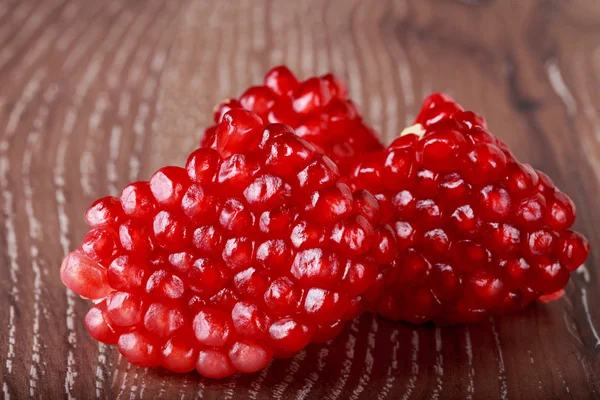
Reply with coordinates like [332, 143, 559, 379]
[60, 252, 111, 299]
[264, 65, 299, 97]
[196, 349, 235, 378]
[85, 302, 121, 344]
[216, 109, 264, 156]
[85, 197, 124, 228]
[150, 166, 190, 209]
[120, 182, 156, 218]
[162, 335, 197, 373]
[239, 86, 276, 121]
[118, 332, 160, 367]
[81, 228, 120, 265]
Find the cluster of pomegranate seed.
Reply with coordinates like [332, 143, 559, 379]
[61, 66, 590, 377]
[347, 93, 590, 323]
[201, 66, 384, 174]
[60, 109, 396, 377]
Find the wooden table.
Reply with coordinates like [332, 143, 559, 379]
[1, 0, 599, 398]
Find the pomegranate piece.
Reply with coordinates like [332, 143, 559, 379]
[347, 93, 590, 324]
[60, 109, 396, 377]
[201, 66, 384, 174]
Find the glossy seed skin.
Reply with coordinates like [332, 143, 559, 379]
[347, 93, 590, 324]
[60, 109, 396, 377]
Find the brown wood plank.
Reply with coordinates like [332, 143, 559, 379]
[0, 0, 598, 398]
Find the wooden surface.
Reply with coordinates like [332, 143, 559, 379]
[1, 0, 599, 398]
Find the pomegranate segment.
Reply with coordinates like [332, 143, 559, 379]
[60, 109, 395, 377]
[347, 93, 590, 324]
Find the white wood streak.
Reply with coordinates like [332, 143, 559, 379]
[156, 373, 167, 399]
[249, 0, 263, 81]
[526, 350, 543, 390]
[246, 363, 272, 400]
[54, 125, 76, 400]
[297, 2, 312, 76]
[81, 93, 110, 197]
[0, 141, 18, 381]
[177, 373, 190, 400]
[430, 328, 444, 400]
[252, 0, 265, 53]
[271, 350, 307, 400]
[108, 125, 123, 196]
[57, 15, 109, 396]
[2, 382, 9, 400]
[315, 3, 330, 74]
[95, 343, 108, 399]
[127, 45, 151, 87]
[325, 1, 345, 86]
[327, 319, 359, 400]
[267, 0, 284, 65]
[63, 25, 104, 73]
[464, 327, 475, 399]
[348, 317, 377, 400]
[577, 263, 591, 284]
[233, 0, 248, 93]
[194, 382, 205, 400]
[377, 329, 400, 400]
[1, 70, 44, 393]
[217, 2, 232, 98]
[129, 370, 140, 400]
[556, 368, 571, 395]
[562, 310, 585, 347]
[0, 116, 18, 383]
[296, 347, 329, 400]
[138, 368, 149, 399]
[546, 59, 577, 118]
[116, 362, 132, 400]
[4, 69, 45, 138]
[400, 330, 419, 400]
[129, 100, 150, 182]
[490, 318, 508, 400]
[112, 354, 124, 389]
[57, 13, 85, 53]
[580, 287, 600, 347]
[118, 91, 132, 118]
[24, 99, 50, 398]
[285, 6, 298, 70]
[222, 373, 243, 400]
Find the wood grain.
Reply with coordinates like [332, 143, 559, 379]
[1, 0, 599, 398]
